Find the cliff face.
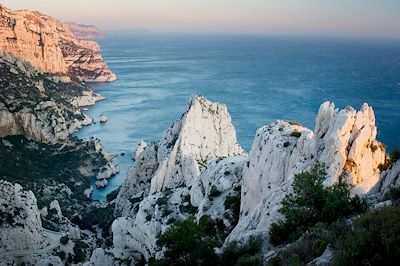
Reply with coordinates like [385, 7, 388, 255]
[115, 96, 245, 216]
[0, 5, 116, 82]
[228, 102, 386, 242]
[370, 160, 400, 200]
[0, 180, 48, 253]
[112, 96, 246, 261]
[66, 22, 105, 40]
[111, 98, 388, 262]
[0, 53, 101, 143]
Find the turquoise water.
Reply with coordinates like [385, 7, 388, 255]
[75, 34, 400, 201]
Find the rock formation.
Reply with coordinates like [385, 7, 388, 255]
[84, 248, 115, 266]
[111, 98, 389, 261]
[0, 180, 48, 253]
[112, 96, 246, 260]
[66, 22, 106, 40]
[227, 102, 386, 243]
[0, 5, 118, 265]
[0, 5, 116, 82]
[370, 160, 400, 200]
[0, 52, 100, 143]
[115, 96, 245, 216]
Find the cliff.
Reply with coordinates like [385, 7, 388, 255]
[0, 53, 101, 143]
[227, 102, 386, 243]
[0, 5, 116, 82]
[112, 96, 246, 261]
[0, 180, 48, 253]
[111, 98, 388, 263]
[66, 22, 106, 40]
[115, 96, 245, 216]
[370, 159, 400, 200]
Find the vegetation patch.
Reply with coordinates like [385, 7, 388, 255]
[149, 215, 263, 266]
[209, 185, 222, 198]
[106, 187, 120, 202]
[332, 204, 400, 265]
[0, 136, 108, 219]
[269, 165, 366, 246]
[224, 187, 241, 226]
[290, 131, 302, 138]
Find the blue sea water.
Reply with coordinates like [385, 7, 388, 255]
[75, 34, 400, 201]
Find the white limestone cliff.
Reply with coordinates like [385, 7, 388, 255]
[0, 180, 48, 253]
[227, 102, 386, 243]
[192, 156, 244, 226]
[115, 96, 245, 216]
[370, 160, 400, 200]
[83, 248, 115, 266]
[112, 96, 246, 260]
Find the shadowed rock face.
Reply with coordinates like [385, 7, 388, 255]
[0, 5, 116, 82]
[0, 180, 48, 253]
[0, 53, 101, 143]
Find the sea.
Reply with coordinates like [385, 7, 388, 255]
[74, 33, 400, 201]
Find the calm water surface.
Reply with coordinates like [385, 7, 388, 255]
[74, 34, 400, 200]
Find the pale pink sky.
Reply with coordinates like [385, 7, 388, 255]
[2, 0, 400, 37]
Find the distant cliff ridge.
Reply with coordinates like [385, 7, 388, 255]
[0, 5, 116, 82]
[66, 22, 105, 40]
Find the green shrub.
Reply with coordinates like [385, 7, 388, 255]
[333, 204, 400, 265]
[106, 188, 120, 202]
[55, 251, 66, 261]
[219, 235, 262, 266]
[149, 216, 219, 266]
[179, 202, 197, 214]
[224, 189, 241, 226]
[157, 196, 169, 206]
[269, 165, 366, 246]
[60, 235, 69, 245]
[390, 148, 400, 163]
[290, 131, 302, 138]
[73, 240, 88, 263]
[209, 185, 222, 197]
[71, 203, 115, 237]
[283, 141, 290, 147]
[268, 223, 335, 265]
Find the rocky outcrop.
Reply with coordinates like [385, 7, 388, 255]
[0, 5, 115, 82]
[370, 160, 400, 200]
[191, 156, 244, 226]
[112, 157, 245, 261]
[227, 102, 386, 243]
[84, 248, 115, 266]
[66, 22, 105, 40]
[99, 114, 108, 123]
[0, 180, 48, 252]
[115, 96, 245, 216]
[111, 98, 388, 262]
[0, 53, 101, 143]
[36, 256, 63, 266]
[112, 96, 246, 260]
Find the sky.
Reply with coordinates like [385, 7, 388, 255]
[2, 0, 400, 38]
